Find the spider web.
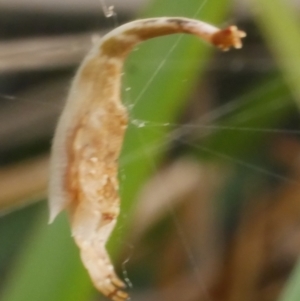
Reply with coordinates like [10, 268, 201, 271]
[0, 0, 299, 300]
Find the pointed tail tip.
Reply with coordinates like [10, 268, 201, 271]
[48, 204, 62, 224]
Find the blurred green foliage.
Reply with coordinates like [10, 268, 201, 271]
[1, 0, 300, 300]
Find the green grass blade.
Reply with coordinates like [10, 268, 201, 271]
[1, 206, 94, 301]
[279, 258, 300, 301]
[251, 0, 300, 108]
[110, 0, 231, 252]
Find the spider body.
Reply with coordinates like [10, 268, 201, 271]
[49, 17, 245, 300]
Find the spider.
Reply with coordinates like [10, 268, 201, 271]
[48, 17, 245, 301]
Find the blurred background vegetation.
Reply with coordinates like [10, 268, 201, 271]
[0, 0, 300, 300]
